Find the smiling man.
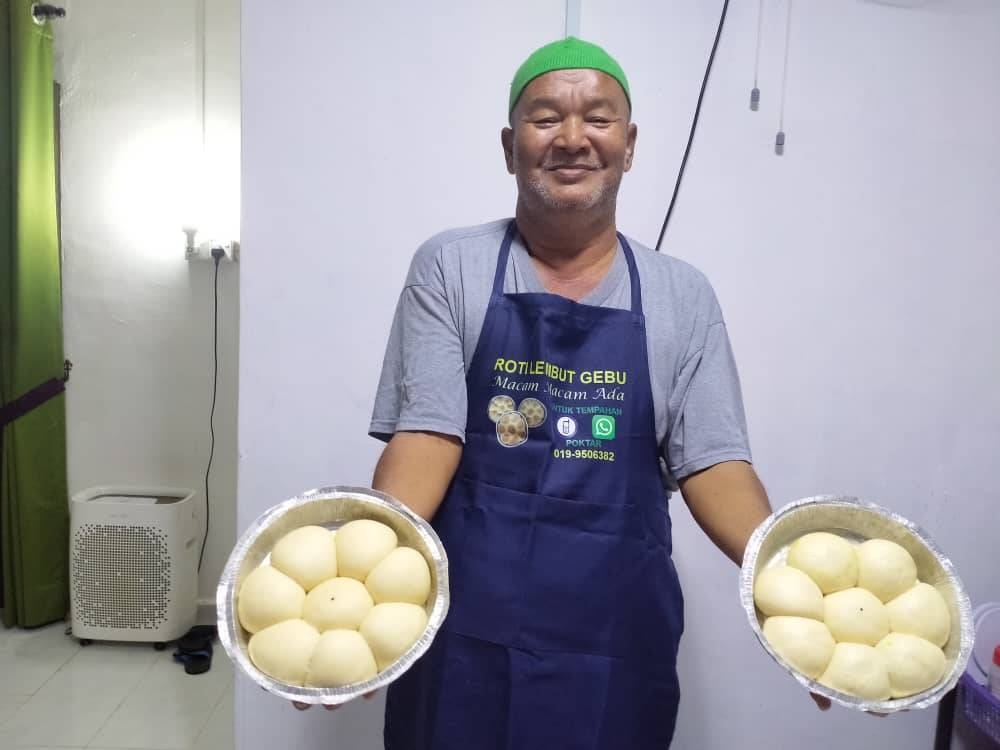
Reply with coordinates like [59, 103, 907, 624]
[361, 37, 773, 749]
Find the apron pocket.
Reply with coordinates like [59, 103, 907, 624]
[445, 479, 667, 659]
[445, 478, 533, 645]
[517, 493, 648, 657]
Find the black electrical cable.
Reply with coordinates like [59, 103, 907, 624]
[198, 253, 223, 572]
[655, 0, 732, 252]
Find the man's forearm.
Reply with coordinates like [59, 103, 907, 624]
[372, 431, 463, 521]
[678, 460, 772, 565]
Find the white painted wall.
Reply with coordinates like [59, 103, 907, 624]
[240, 1, 999, 748]
[56, 0, 240, 606]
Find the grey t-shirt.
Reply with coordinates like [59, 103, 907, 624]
[369, 218, 751, 491]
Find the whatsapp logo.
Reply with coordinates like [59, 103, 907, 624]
[592, 414, 616, 440]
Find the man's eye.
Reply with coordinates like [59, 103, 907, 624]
[587, 117, 611, 126]
[534, 117, 559, 125]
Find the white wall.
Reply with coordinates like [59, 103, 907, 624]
[240, 1, 999, 748]
[56, 0, 240, 606]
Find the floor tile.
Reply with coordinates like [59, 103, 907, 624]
[89, 652, 232, 749]
[0, 623, 81, 695]
[2, 641, 157, 747]
[191, 687, 233, 750]
[0, 693, 30, 727]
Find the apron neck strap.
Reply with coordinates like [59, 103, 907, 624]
[493, 220, 643, 314]
[491, 220, 518, 299]
[618, 233, 643, 314]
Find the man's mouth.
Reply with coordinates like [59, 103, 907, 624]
[545, 164, 599, 182]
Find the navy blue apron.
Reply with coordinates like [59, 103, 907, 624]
[385, 221, 684, 749]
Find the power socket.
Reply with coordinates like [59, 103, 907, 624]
[186, 240, 240, 263]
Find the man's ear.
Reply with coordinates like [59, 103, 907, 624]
[624, 122, 637, 172]
[501, 126, 515, 174]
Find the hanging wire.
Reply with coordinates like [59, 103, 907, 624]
[198, 253, 222, 573]
[750, 0, 765, 110]
[196, 0, 213, 574]
[655, 0, 732, 251]
[776, 0, 794, 154]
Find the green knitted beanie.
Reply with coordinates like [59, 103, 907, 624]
[509, 37, 631, 116]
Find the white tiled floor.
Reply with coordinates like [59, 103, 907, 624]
[0, 622, 233, 750]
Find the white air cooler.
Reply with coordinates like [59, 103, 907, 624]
[69, 486, 198, 643]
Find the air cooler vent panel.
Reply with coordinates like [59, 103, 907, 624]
[71, 524, 172, 630]
[69, 485, 197, 643]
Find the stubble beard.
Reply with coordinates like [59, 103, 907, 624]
[517, 162, 622, 215]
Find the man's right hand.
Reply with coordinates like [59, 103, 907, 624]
[810, 692, 831, 711]
[291, 691, 378, 711]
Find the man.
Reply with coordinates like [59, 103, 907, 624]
[310, 37, 781, 747]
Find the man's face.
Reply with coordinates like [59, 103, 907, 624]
[502, 69, 637, 214]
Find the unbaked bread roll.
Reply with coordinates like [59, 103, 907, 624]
[270, 525, 338, 591]
[305, 630, 378, 688]
[886, 582, 951, 648]
[875, 632, 946, 698]
[819, 643, 892, 701]
[237, 564, 306, 634]
[365, 547, 432, 605]
[335, 520, 398, 581]
[823, 587, 890, 646]
[302, 577, 374, 632]
[360, 603, 428, 671]
[762, 616, 837, 679]
[787, 532, 858, 594]
[247, 619, 320, 686]
[856, 539, 918, 603]
[754, 566, 825, 621]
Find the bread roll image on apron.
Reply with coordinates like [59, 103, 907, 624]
[496, 409, 529, 447]
[517, 397, 547, 428]
[488, 395, 516, 423]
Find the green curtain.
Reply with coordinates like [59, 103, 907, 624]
[0, 0, 69, 628]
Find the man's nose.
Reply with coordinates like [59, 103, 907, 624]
[554, 116, 588, 153]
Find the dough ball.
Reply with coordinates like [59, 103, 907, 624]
[335, 519, 398, 581]
[360, 603, 429, 671]
[875, 632, 947, 698]
[823, 587, 890, 646]
[302, 577, 374, 632]
[819, 643, 892, 701]
[753, 566, 825, 620]
[365, 547, 432, 605]
[787, 532, 858, 594]
[856, 539, 918, 603]
[237, 564, 306, 634]
[305, 630, 378, 688]
[762, 616, 837, 679]
[886, 582, 951, 647]
[270, 525, 338, 591]
[247, 619, 320, 686]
